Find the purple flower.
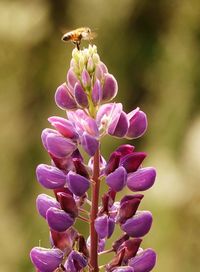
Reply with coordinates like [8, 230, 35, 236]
[102, 73, 118, 102]
[74, 82, 89, 107]
[81, 68, 91, 88]
[50, 227, 78, 253]
[128, 248, 156, 272]
[94, 214, 115, 239]
[66, 171, 90, 196]
[57, 192, 78, 218]
[36, 194, 60, 219]
[87, 236, 106, 253]
[126, 108, 148, 139]
[80, 132, 99, 156]
[119, 152, 147, 173]
[96, 103, 128, 138]
[67, 68, 79, 89]
[42, 129, 77, 158]
[46, 207, 75, 232]
[106, 166, 127, 192]
[67, 109, 99, 137]
[48, 116, 79, 140]
[127, 167, 156, 192]
[117, 194, 144, 224]
[92, 79, 102, 105]
[121, 211, 153, 237]
[64, 250, 88, 272]
[30, 247, 63, 272]
[36, 164, 66, 189]
[55, 83, 77, 110]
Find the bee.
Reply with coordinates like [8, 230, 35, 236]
[61, 27, 96, 50]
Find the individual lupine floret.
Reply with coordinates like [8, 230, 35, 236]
[64, 250, 88, 272]
[36, 193, 61, 219]
[125, 107, 148, 139]
[50, 227, 78, 253]
[127, 167, 156, 192]
[46, 206, 75, 232]
[55, 83, 78, 110]
[106, 166, 127, 192]
[41, 128, 77, 158]
[128, 248, 156, 272]
[36, 164, 67, 189]
[121, 211, 153, 237]
[66, 171, 90, 196]
[94, 214, 115, 239]
[30, 247, 63, 272]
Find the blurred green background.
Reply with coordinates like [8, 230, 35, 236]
[1, 0, 200, 271]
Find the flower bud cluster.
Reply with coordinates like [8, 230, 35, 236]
[30, 45, 156, 272]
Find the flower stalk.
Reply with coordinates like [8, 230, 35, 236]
[89, 147, 100, 271]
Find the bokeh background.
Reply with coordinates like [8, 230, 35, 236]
[1, 0, 200, 271]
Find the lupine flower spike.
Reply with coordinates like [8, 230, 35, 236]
[30, 40, 157, 272]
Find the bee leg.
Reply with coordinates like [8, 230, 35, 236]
[76, 41, 81, 50]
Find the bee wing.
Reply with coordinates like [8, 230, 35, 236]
[89, 31, 97, 40]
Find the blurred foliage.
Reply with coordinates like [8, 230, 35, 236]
[0, 0, 200, 271]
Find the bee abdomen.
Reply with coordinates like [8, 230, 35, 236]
[62, 33, 71, 41]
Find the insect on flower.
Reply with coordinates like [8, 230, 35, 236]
[61, 27, 96, 50]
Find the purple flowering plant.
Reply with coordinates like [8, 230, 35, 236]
[30, 44, 157, 272]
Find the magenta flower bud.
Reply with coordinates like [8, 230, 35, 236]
[106, 166, 127, 192]
[48, 116, 78, 140]
[73, 158, 89, 178]
[53, 187, 73, 201]
[118, 238, 142, 263]
[81, 68, 91, 88]
[36, 164, 66, 189]
[92, 79, 102, 105]
[55, 83, 77, 110]
[128, 248, 156, 272]
[94, 214, 115, 239]
[67, 68, 78, 90]
[74, 82, 89, 108]
[108, 111, 129, 138]
[57, 192, 78, 218]
[126, 108, 148, 139]
[30, 247, 63, 272]
[119, 152, 147, 173]
[64, 250, 88, 272]
[102, 73, 118, 102]
[112, 234, 129, 252]
[121, 211, 153, 237]
[36, 194, 60, 219]
[66, 171, 90, 196]
[45, 133, 77, 158]
[46, 207, 74, 232]
[80, 132, 99, 156]
[127, 167, 156, 192]
[113, 266, 135, 272]
[50, 228, 78, 253]
[117, 194, 144, 224]
[104, 151, 121, 175]
[116, 144, 135, 157]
